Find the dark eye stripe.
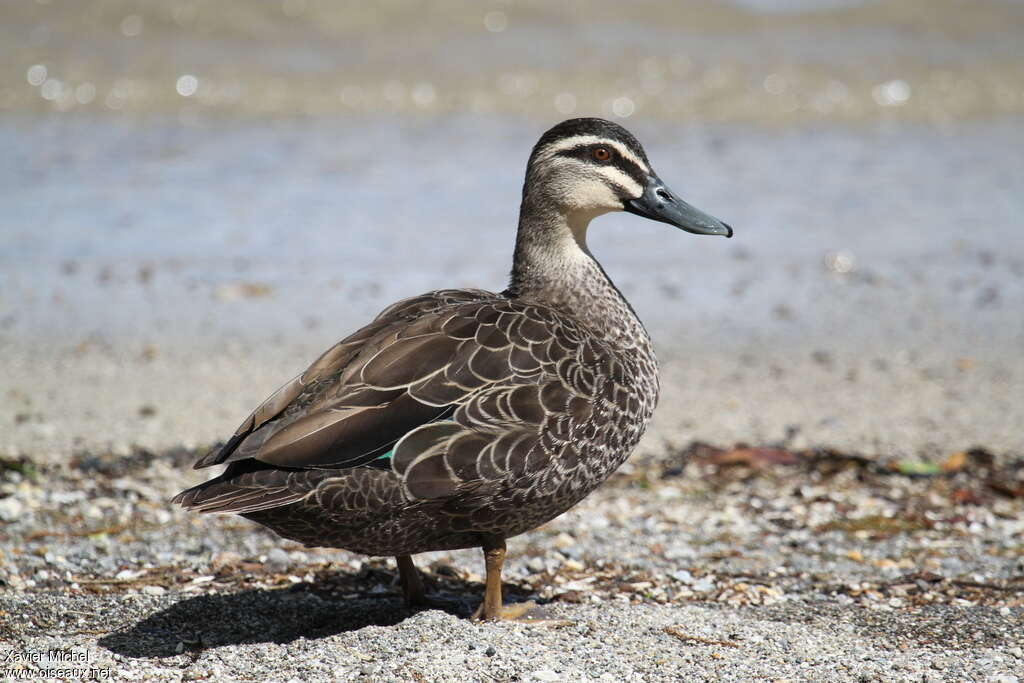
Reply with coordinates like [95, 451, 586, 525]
[556, 144, 648, 187]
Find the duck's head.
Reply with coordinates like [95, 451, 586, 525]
[523, 117, 732, 238]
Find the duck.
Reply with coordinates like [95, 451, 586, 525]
[173, 117, 732, 621]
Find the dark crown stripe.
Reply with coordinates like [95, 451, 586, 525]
[530, 117, 651, 166]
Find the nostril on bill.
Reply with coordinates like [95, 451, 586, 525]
[655, 188, 673, 202]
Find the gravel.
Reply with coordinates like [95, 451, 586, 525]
[2, 444, 1022, 681]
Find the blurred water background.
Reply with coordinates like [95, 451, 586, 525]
[2, 0, 1022, 459]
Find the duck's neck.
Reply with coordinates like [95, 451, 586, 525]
[505, 204, 649, 351]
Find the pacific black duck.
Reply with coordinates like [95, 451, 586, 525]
[173, 117, 732, 621]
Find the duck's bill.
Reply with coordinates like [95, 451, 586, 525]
[624, 175, 733, 238]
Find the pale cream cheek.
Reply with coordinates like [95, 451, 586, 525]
[564, 178, 622, 212]
[537, 159, 642, 214]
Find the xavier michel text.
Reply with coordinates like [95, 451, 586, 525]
[2, 648, 113, 679]
[3, 649, 91, 664]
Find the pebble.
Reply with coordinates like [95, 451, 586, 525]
[552, 532, 575, 549]
[0, 497, 24, 521]
[671, 569, 694, 584]
[692, 577, 716, 592]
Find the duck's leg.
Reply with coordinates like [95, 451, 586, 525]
[396, 555, 427, 606]
[396, 555, 457, 611]
[470, 536, 540, 622]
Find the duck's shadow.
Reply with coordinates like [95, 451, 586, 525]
[98, 568, 533, 659]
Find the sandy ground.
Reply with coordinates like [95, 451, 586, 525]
[4, 338, 1022, 467]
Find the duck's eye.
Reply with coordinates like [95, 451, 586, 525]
[592, 147, 611, 162]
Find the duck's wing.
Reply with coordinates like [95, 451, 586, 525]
[190, 288, 496, 471]
[176, 289, 608, 514]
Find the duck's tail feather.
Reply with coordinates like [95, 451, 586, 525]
[171, 460, 327, 514]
